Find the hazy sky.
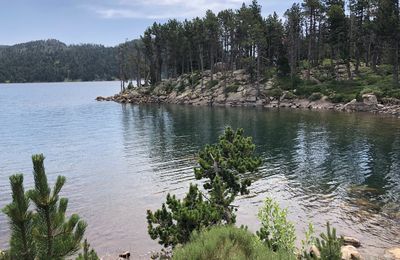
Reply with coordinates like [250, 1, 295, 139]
[0, 0, 299, 46]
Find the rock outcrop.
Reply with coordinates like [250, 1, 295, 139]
[96, 71, 400, 118]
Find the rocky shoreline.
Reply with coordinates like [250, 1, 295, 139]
[96, 70, 400, 118]
[97, 89, 400, 118]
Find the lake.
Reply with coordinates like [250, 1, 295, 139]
[0, 81, 399, 258]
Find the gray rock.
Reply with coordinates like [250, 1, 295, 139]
[362, 94, 378, 106]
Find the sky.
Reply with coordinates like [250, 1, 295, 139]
[0, 0, 299, 47]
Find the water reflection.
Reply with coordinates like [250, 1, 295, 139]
[0, 83, 399, 259]
[119, 104, 400, 257]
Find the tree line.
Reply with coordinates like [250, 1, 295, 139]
[119, 0, 400, 89]
[0, 39, 118, 83]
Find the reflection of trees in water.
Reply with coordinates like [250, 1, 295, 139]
[119, 104, 400, 213]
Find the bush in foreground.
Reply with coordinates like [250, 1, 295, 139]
[172, 226, 295, 260]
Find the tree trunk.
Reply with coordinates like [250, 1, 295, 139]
[393, 40, 399, 86]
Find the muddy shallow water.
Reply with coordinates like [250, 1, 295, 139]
[0, 82, 399, 258]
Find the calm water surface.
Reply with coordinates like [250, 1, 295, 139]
[0, 82, 399, 258]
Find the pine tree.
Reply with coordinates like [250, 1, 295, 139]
[2, 154, 91, 259]
[76, 239, 99, 260]
[2, 174, 34, 260]
[315, 222, 343, 260]
[28, 154, 87, 259]
[147, 127, 262, 248]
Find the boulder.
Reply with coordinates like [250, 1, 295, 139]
[362, 94, 378, 106]
[341, 245, 362, 260]
[343, 236, 361, 248]
[343, 99, 377, 112]
[385, 248, 400, 260]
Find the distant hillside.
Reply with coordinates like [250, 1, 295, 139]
[0, 39, 118, 83]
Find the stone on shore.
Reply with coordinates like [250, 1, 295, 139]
[341, 245, 362, 260]
[385, 248, 400, 260]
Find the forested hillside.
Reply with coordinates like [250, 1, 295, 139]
[0, 39, 118, 83]
[118, 0, 400, 101]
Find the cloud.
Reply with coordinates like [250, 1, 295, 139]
[91, 0, 249, 19]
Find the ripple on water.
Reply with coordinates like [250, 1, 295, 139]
[1, 83, 400, 258]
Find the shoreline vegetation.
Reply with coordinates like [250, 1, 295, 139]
[1, 129, 399, 260]
[96, 68, 400, 118]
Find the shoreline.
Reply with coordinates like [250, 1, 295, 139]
[96, 90, 400, 118]
[96, 70, 400, 118]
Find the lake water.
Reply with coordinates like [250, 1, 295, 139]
[0, 82, 399, 258]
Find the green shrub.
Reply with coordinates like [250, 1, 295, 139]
[386, 89, 400, 99]
[296, 86, 320, 98]
[225, 83, 239, 93]
[206, 80, 219, 89]
[165, 82, 175, 94]
[364, 75, 381, 85]
[360, 87, 383, 98]
[173, 226, 294, 260]
[300, 223, 316, 258]
[284, 91, 297, 100]
[266, 88, 283, 99]
[308, 92, 323, 101]
[147, 128, 262, 248]
[189, 73, 201, 87]
[314, 222, 343, 260]
[176, 82, 186, 93]
[76, 239, 99, 260]
[256, 198, 296, 253]
[328, 93, 354, 103]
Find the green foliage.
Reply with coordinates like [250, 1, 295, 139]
[28, 154, 87, 259]
[2, 174, 34, 260]
[314, 222, 343, 260]
[176, 82, 186, 93]
[2, 154, 90, 260]
[328, 93, 355, 103]
[189, 73, 201, 87]
[147, 184, 223, 247]
[308, 92, 323, 101]
[225, 83, 240, 93]
[206, 79, 219, 89]
[147, 127, 262, 248]
[172, 226, 295, 260]
[265, 88, 283, 99]
[194, 127, 262, 216]
[300, 223, 316, 259]
[386, 89, 400, 99]
[284, 91, 297, 100]
[256, 198, 296, 253]
[360, 87, 384, 99]
[0, 40, 118, 83]
[165, 82, 175, 94]
[0, 250, 9, 260]
[76, 239, 99, 260]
